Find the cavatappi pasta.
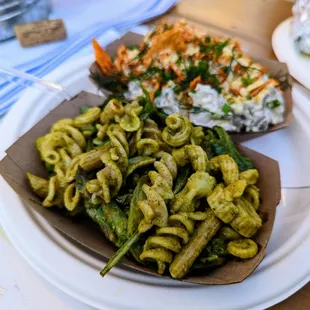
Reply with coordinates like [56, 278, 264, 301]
[27, 93, 263, 280]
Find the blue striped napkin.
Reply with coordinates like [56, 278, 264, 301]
[0, 0, 178, 115]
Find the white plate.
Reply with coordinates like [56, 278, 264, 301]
[272, 17, 310, 90]
[1, 55, 310, 310]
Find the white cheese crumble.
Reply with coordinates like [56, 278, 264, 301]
[124, 80, 143, 101]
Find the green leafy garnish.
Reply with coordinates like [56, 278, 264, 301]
[266, 100, 281, 109]
[241, 77, 254, 86]
[138, 87, 158, 120]
[163, 23, 174, 32]
[215, 39, 230, 58]
[90, 71, 127, 94]
[204, 126, 256, 171]
[222, 103, 231, 115]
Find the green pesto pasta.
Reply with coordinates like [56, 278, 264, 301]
[27, 94, 263, 281]
[162, 113, 192, 147]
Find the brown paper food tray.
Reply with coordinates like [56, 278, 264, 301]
[89, 31, 293, 143]
[0, 91, 281, 285]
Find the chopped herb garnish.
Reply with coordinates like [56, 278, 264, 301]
[222, 103, 231, 115]
[128, 44, 139, 50]
[241, 77, 254, 86]
[173, 85, 181, 94]
[162, 70, 176, 82]
[266, 100, 281, 109]
[192, 106, 213, 114]
[176, 56, 183, 66]
[205, 35, 211, 43]
[154, 90, 162, 98]
[215, 39, 230, 58]
[189, 89, 197, 94]
[163, 24, 174, 32]
[246, 95, 252, 100]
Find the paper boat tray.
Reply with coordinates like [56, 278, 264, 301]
[0, 91, 281, 284]
[89, 31, 293, 142]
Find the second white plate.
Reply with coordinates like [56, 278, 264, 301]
[272, 17, 310, 90]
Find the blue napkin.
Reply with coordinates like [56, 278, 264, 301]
[0, 0, 178, 115]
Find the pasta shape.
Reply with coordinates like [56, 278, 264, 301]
[162, 113, 192, 147]
[136, 119, 168, 156]
[140, 211, 211, 274]
[244, 185, 260, 210]
[100, 99, 125, 124]
[115, 100, 143, 132]
[52, 119, 86, 150]
[208, 154, 239, 185]
[239, 169, 259, 185]
[26, 173, 48, 198]
[138, 152, 176, 233]
[96, 124, 129, 203]
[171, 171, 216, 213]
[64, 182, 81, 211]
[73, 107, 101, 127]
[27, 88, 264, 280]
[190, 126, 204, 145]
[172, 145, 208, 172]
[169, 209, 221, 279]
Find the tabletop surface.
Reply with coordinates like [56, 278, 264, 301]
[0, 0, 309, 309]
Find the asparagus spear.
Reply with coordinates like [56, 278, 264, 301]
[100, 231, 141, 277]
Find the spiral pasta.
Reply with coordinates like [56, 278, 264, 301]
[138, 152, 177, 233]
[162, 113, 192, 147]
[208, 155, 239, 185]
[172, 145, 208, 172]
[140, 211, 211, 274]
[27, 93, 264, 280]
[95, 124, 129, 203]
[171, 171, 216, 213]
[136, 119, 168, 156]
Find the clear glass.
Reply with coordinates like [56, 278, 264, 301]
[0, 0, 51, 41]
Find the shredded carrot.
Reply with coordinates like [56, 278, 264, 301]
[250, 82, 268, 97]
[92, 39, 115, 75]
[230, 87, 241, 96]
[189, 76, 201, 89]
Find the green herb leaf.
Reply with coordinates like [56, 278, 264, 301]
[205, 35, 211, 43]
[241, 77, 254, 86]
[215, 39, 230, 58]
[222, 103, 231, 115]
[266, 99, 281, 109]
[163, 23, 174, 32]
[138, 87, 158, 120]
[90, 71, 127, 94]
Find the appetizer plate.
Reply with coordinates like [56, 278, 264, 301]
[1, 55, 310, 310]
[272, 17, 310, 90]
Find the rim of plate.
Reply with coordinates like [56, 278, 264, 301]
[0, 54, 310, 310]
[272, 17, 310, 90]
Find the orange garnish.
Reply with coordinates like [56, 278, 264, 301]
[92, 39, 116, 75]
[189, 76, 201, 89]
